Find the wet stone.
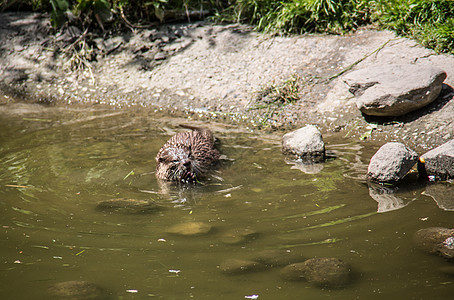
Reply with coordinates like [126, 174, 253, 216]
[253, 249, 305, 268]
[367, 142, 418, 184]
[421, 139, 454, 181]
[166, 221, 213, 236]
[414, 227, 454, 260]
[281, 258, 351, 287]
[282, 125, 325, 162]
[48, 280, 110, 300]
[219, 259, 266, 275]
[96, 198, 164, 214]
[219, 228, 259, 245]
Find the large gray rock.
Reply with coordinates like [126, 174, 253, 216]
[343, 64, 446, 116]
[367, 142, 418, 184]
[282, 125, 325, 161]
[421, 139, 454, 180]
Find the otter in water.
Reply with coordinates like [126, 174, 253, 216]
[155, 126, 220, 183]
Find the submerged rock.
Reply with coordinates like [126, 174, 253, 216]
[252, 249, 305, 268]
[166, 221, 213, 236]
[282, 125, 325, 162]
[301, 258, 351, 287]
[343, 64, 446, 116]
[367, 142, 418, 184]
[280, 258, 351, 287]
[414, 227, 454, 260]
[96, 198, 164, 214]
[421, 139, 454, 181]
[280, 262, 306, 281]
[440, 266, 454, 276]
[219, 259, 266, 275]
[48, 281, 110, 300]
[219, 228, 259, 245]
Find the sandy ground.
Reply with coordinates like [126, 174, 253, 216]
[1, 12, 453, 152]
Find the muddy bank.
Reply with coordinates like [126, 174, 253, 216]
[1, 12, 453, 152]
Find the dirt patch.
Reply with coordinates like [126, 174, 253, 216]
[1, 12, 453, 152]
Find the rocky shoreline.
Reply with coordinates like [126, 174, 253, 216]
[1, 12, 454, 152]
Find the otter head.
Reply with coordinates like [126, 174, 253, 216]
[156, 144, 201, 183]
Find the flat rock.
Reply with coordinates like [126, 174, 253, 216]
[343, 64, 446, 116]
[166, 221, 213, 236]
[96, 198, 163, 214]
[282, 125, 325, 161]
[48, 281, 109, 300]
[252, 249, 305, 268]
[367, 142, 418, 184]
[421, 139, 454, 180]
[219, 228, 259, 245]
[280, 258, 351, 287]
[414, 227, 454, 260]
[219, 259, 266, 275]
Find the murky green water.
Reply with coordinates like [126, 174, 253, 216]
[0, 104, 453, 299]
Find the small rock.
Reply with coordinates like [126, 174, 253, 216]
[219, 228, 258, 245]
[367, 142, 418, 184]
[281, 258, 351, 287]
[154, 52, 167, 60]
[414, 227, 454, 260]
[421, 139, 454, 180]
[343, 64, 446, 116]
[48, 281, 109, 300]
[167, 221, 212, 236]
[301, 258, 351, 287]
[219, 259, 266, 275]
[96, 198, 163, 214]
[282, 125, 325, 161]
[253, 249, 305, 268]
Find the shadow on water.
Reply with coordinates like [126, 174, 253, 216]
[0, 103, 453, 299]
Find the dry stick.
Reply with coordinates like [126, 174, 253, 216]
[325, 38, 399, 82]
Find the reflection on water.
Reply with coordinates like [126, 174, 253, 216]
[0, 103, 453, 299]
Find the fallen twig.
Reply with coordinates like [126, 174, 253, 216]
[326, 38, 399, 82]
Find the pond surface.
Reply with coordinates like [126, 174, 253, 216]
[0, 103, 453, 299]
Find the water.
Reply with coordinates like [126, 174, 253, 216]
[0, 103, 453, 299]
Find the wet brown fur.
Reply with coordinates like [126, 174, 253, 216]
[155, 127, 220, 183]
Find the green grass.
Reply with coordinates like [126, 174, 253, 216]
[1, 0, 454, 54]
